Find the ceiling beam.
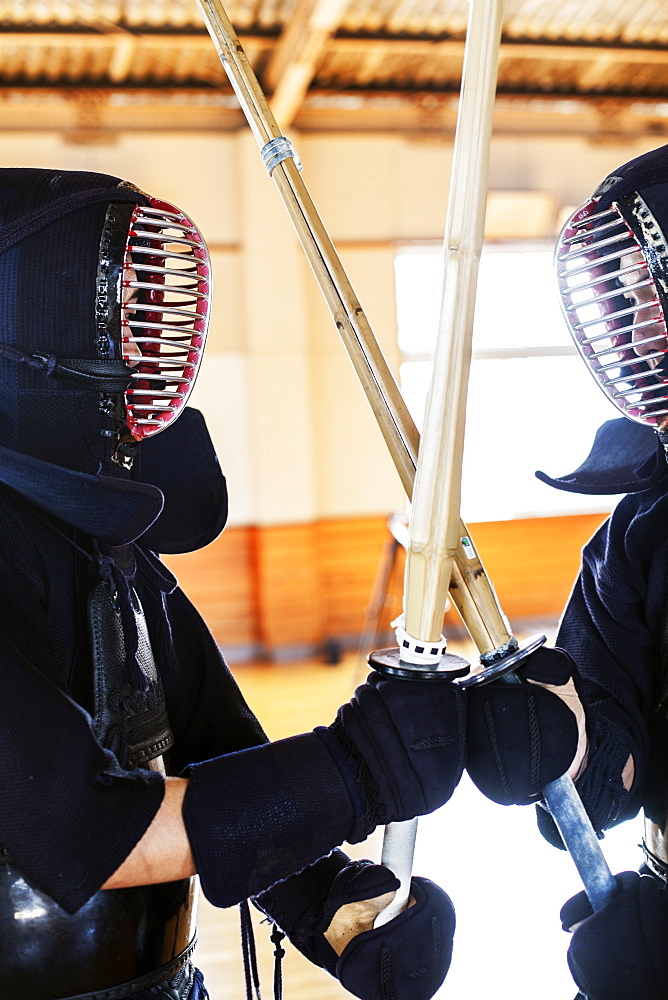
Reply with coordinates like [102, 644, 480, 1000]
[108, 36, 138, 82]
[0, 33, 666, 121]
[0, 87, 666, 141]
[0, 31, 267, 87]
[1, 31, 667, 67]
[295, 91, 668, 138]
[325, 35, 668, 66]
[263, 0, 351, 127]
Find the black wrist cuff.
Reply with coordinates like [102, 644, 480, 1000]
[182, 733, 356, 907]
[253, 849, 351, 948]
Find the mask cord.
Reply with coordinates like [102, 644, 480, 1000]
[270, 924, 286, 1000]
[239, 899, 262, 1000]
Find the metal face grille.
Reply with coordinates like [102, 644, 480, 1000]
[556, 197, 668, 429]
[120, 198, 211, 440]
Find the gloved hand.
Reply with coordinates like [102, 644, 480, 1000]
[466, 646, 586, 805]
[183, 671, 465, 907]
[257, 855, 455, 1000]
[316, 862, 455, 1000]
[327, 670, 467, 832]
[561, 871, 668, 999]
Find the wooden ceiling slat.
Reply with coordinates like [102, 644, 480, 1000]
[0, 31, 666, 89]
[266, 0, 354, 125]
[0, 0, 665, 133]
[0, 85, 665, 139]
[0, 0, 665, 41]
[108, 36, 136, 81]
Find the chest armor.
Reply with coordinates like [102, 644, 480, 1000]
[0, 556, 198, 1000]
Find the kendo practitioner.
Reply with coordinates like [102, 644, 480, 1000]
[463, 143, 668, 1000]
[0, 168, 466, 1000]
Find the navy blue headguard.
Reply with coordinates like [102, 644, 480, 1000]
[555, 144, 668, 437]
[0, 168, 226, 551]
[541, 145, 668, 499]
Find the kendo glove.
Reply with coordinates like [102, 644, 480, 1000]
[182, 670, 466, 907]
[256, 854, 455, 1000]
[466, 646, 585, 805]
[560, 871, 668, 1000]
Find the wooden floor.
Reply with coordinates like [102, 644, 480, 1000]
[192, 631, 645, 1000]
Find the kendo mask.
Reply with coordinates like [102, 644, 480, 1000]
[556, 144, 668, 441]
[0, 168, 225, 549]
[537, 146, 668, 496]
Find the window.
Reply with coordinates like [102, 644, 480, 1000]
[395, 243, 621, 522]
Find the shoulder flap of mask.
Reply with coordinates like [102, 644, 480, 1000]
[0, 443, 163, 544]
[535, 417, 668, 495]
[135, 407, 228, 554]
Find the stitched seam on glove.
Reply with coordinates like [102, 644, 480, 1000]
[528, 694, 541, 790]
[484, 699, 512, 800]
[381, 947, 396, 1000]
[330, 716, 385, 832]
[430, 916, 440, 996]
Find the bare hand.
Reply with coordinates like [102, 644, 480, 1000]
[324, 890, 415, 956]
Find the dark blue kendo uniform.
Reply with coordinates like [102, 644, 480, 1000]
[535, 417, 668, 846]
[0, 408, 266, 998]
[0, 168, 460, 1000]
